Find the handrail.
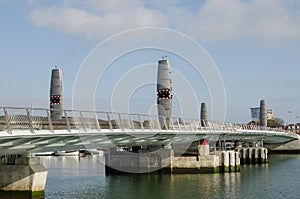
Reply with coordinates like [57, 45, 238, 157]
[0, 106, 297, 139]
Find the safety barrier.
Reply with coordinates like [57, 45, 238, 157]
[0, 107, 298, 139]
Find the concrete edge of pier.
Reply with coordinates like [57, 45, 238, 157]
[0, 156, 47, 197]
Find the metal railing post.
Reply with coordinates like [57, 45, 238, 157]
[148, 116, 153, 130]
[156, 116, 161, 130]
[26, 108, 34, 133]
[196, 120, 201, 131]
[206, 120, 209, 130]
[46, 109, 54, 133]
[64, 111, 71, 132]
[200, 120, 205, 130]
[138, 115, 144, 130]
[197, 120, 201, 131]
[229, 123, 234, 133]
[176, 118, 181, 131]
[94, 112, 101, 130]
[192, 120, 198, 131]
[118, 113, 124, 130]
[183, 119, 188, 131]
[3, 108, 11, 134]
[188, 120, 193, 131]
[79, 111, 87, 131]
[170, 118, 175, 131]
[163, 117, 168, 131]
[106, 113, 113, 131]
[129, 114, 135, 131]
[208, 121, 212, 130]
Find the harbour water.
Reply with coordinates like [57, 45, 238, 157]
[7, 154, 300, 199]
[41, 154, 300, 199]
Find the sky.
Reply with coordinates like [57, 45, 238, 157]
[1, 0, 300, 124]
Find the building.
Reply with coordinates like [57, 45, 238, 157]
[286, 123, 300, 134]
[251, 107, 274, 121]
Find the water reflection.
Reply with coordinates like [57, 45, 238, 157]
[0, 191, 44, 199]
[101, 169, 243, 199]
[168, 172, 242, 199]
[2, 155, 300, 199]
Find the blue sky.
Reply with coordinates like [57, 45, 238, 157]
[1, 0, 300, 124]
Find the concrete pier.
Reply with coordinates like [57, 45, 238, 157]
[105, 148, 241, 175]
[237, 147, 268, 165]
[105, 148, 173, 174]
[215, 151, 240, 173]
[198, 139, 209, 157]
[0, 156, 47, 197]
[235, 152, 241, 172]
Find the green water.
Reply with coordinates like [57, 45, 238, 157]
[5, 154, 300, 199]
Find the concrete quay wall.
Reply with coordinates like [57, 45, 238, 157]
[271, 139, 300, 153]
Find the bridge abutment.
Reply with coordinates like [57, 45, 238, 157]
[0, 156, 47, 197]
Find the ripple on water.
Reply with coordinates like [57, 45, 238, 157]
[40, 155, 300, 199]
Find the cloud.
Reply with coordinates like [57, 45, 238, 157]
[180, 0, 300, 44]
[28, 1, 168, 41]
[27, 0, 300, 44]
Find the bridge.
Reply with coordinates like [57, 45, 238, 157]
[0, 107, 298, 155]
[0, 106, 299, 195]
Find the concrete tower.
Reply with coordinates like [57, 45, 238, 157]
[157, 57, 172, 128]
[201, 103, 208, 127]
[260, 100, 267, 127]
[201, 103, 208, 121]
[50, 67, 63, 120]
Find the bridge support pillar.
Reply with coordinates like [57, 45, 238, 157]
[235, 151, 241, 172]
[198, 139, 209, 157]
[215, 151, 240, 173]
[0, 156, 47, 197]
[229, 151, 236, 172]
[221, 151, 230, 172]
[254, 148, 260, 164]
[105, 147, 245, 174]
[237, 147, 268, 165]
[250, 148, 255, 164]
[261, 148, 268, 164]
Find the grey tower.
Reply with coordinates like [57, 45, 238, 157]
[50, 67, 63, 120]
[157, 58, 172, 128]
[201, 103, 208, 121]
[260, 100, 267, 127]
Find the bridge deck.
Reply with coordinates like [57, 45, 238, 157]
[0, 107, 298, 155]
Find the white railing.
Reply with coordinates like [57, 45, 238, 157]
[0, 107, 222, 133]
[0, 107, 298, 139]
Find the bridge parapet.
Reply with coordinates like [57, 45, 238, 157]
[0, 107, 298, 156]
[0, 107, 298, 139]
[0, 107, 232, 133]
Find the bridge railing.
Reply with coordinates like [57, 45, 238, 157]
[0, 107, 297, 138]
[233, 123, 298, 139]
[0, 107, 213, 133]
